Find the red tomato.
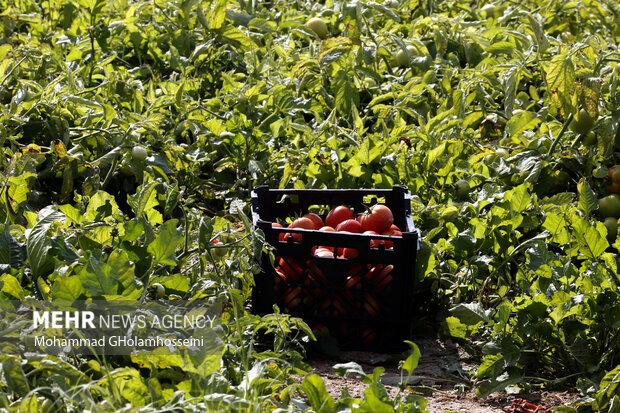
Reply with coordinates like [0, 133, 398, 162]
[313, 247, 334, 257]
[358, 205, 394, 233]
[338, 247, 359, 259]
[272, 222, 285, 241]
[317, 226, 336, 251]
[302, 213, 324, 229]
[336, 219, 363, 233]
[325, 206, 355, 228]
[363, 230, 380, 248]
[380, 225, 402, 249]
[284, 217, 315, 242]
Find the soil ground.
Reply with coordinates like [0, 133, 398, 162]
[306, 339, 578, 413]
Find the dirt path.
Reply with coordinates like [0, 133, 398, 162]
[306, 339, 577, 413]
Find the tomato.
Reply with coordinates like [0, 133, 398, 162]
[480, 4, 497, 18]
[583, 131, 597, 147]
[570, 108, 595, 135]
[335, 219, 363, 233]
[380, 225, 402, 248]
[357, 204, 394, 233]
[272, 222, 285, 241]
[211, 239, 228, 258]
[150, 283, 165, 299]
[132, 145, 148, 161]
[604, 217, 618, 242]
[598, 194, 620, 218]
[363, 230, 380, 248]
[313, 247, 333, 257]
[395, 45, 418, 67]
[306, 17, 329, 39]
[455, 179, 470, 200]
[606, 165, 620, 195]
[325, 206, 355, 228]
[284, 217, 315, 242]
[302, 213, 324, 229]
[338, 247, 359, 259]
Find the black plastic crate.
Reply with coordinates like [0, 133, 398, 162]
[251, 185, 420, 351]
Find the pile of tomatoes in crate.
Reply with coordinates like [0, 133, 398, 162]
[270, 204, 402, 323]
[272, 204, 402, 258]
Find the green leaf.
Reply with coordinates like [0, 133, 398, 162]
[147, 220, 183, 267]
[544, 50, 576, 116]
[450, 302, 490, 325]
[0, 274, 24, 299]
[506, 184, 531, 213]
[571, 217, 608, 259]
[596, 365, 620, 410]
[0, 355, 29, 397]
[577, 179, 597, 218]
[299, 374, 336, 413]
[85, 191, 119, 222]
[26, 207, 65, 278]
[207, 0, 227, 29]
[402, 340, 421, 375]
[476, 367, 523, 399]
[486, 41, 515, 55]
[128, 182, 163, 225]
[51, 275, 87, 300]
[334, 73, 359, 116]
[0, 225, 24, 268]
[506, 111, 540, 137]
[333, 361, 365, 377]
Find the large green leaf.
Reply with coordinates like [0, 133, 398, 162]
[147, 220, 183, 267]
[0, 225, 24, 268]
[26, 207, 65, 278]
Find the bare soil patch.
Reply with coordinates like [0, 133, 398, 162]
[305, 339, 578, 413]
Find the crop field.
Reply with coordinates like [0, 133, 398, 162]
[1, 0, 620, 411]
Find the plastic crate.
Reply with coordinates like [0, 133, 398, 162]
[251, 185, 420, 351]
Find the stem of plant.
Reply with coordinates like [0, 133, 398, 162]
[546, 112, 573, 159]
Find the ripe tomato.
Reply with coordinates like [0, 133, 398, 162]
[272, 222, 285, 241]
[380, 225, 402, 249]
[313, 247, 333, 257]
[336, 219, 363, 233]
[338, 247, 359, 259]
[606, 165, 620, 195]
[317, 226, 336, 251]
[302, 213, 324, 229]
[284, 217, 315, 242]
[325, 206, 355, 228]
[363, 230, 380, 248]
[358, 205, 394, 233]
